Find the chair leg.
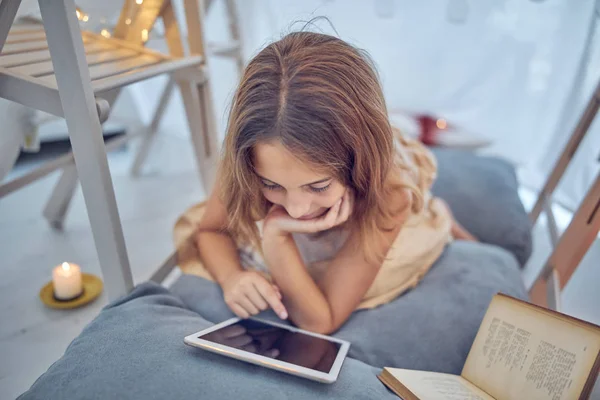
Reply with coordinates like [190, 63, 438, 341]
[177, 77, 217, 194]
[39, 0, 132, 301]
[223, 0, 244, 77]
[42, 89, 122, 228]
[196, 78, 219, 191]
[42, 165, 78, 230]
[529, 172, 600, 308]
[131, 78, 175, 176]
[0, 105, 23, 183]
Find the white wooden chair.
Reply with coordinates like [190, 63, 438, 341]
[528, 79, 600, 311]
[0, 0, 219, 301]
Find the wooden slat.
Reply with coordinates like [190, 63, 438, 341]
[209, 40, 240, 57]
[10, 48, 138, 77]
[87, 54, 161, 80]
[91, 55, 202, 93]
[2, 39, 48, 54]
[0, 41, 116, 67]
[5, 24, 42, 34]
[1, 35, 91, 55]
[83, 30, 171, 61]
[6, 31, 46, 44]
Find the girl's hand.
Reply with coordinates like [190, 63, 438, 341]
[263, 190, 353, 237]
[222, 270, 288, 320]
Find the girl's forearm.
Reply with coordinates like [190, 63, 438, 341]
[262, 234, 333, 333]
[195, 231, 244, 286]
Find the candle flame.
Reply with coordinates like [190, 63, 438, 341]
[62, 262, 71, 271]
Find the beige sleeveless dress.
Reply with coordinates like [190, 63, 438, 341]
[173, 135, 452, 309]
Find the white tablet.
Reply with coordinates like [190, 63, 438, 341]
[184, 317, 350, 383]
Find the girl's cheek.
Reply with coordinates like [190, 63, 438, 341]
[262, 190, 282, 205]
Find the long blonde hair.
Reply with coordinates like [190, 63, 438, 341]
[220, 31, 424, 263]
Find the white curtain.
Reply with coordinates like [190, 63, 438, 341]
[238, 0, 599, 209]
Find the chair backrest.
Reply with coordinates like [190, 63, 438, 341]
[113, 0, 166, 45]
[111, 0, 207, 60]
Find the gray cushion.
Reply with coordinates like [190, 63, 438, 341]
[170, 241, 527, 374]
[19, 283, 394, 400]
[431, 148, 532, 267]
[20, 149, 531, 398]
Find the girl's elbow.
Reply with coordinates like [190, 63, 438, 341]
[298, 315, 341, 335]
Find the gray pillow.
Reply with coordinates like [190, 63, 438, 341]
[18, 283, 394, 400]
[431, 148, 532, 267]
[170, 241, 528, 374]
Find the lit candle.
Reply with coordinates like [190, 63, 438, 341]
[52, 262, 83, 300]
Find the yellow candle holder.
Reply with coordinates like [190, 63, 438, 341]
[39, 273, 103, 309]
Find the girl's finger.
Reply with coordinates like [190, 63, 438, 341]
[323, 198, 342, 229]
[336, 192, 351, 224]
[231, 303, 250, 319]
[239, 296, 260, 315]
[246, 286, 269, 311]
[254, 279, 288, 319]
[272, 284, 282, 299]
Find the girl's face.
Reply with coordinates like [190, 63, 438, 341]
[253, 141, 346, 220]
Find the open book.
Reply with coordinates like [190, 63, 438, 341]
[378, 294, 600, 400]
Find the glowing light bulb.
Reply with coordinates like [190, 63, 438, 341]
[136, 0, 143, 4]
[100, 29, 111, 38]
[82, 14, 89, 22]
[125, 18, 132, 25]
[62, 262, 71, 272]
[436, 119, 447, 130]
[141, 29, 149, 42]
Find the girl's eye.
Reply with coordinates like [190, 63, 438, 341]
[309, 183, 331, 193]
[261, 181, 282, 191]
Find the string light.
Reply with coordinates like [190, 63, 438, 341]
[100, 29, 111, 38]
[141, 29, 149, 42]
[436, 119, 447, 130]
[75, 7, 89, 22]
[125, 18, 132, 25]
[136, 0, 143, 4]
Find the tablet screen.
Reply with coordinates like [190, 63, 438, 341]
[198, 319, 341, 373]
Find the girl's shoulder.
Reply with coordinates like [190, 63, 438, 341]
[391, 127, 438, 194]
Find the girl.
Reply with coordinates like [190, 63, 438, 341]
[189, 31, 475, 335]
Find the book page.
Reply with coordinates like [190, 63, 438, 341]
[462, 295, 600, 400]
[385, 369, 496, 400]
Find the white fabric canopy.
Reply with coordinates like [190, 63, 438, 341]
[238, 0, 599, 209]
